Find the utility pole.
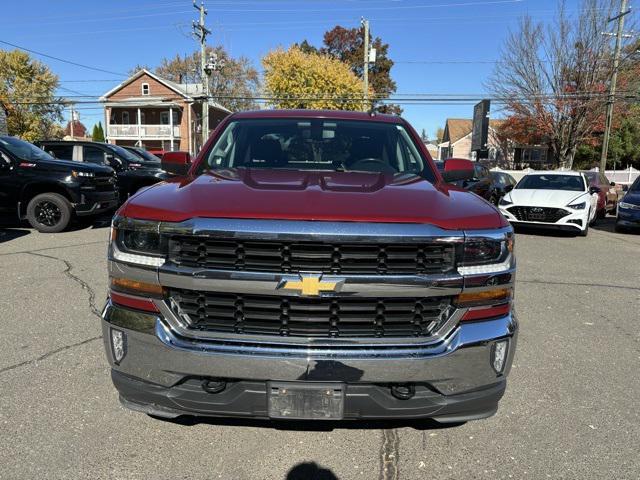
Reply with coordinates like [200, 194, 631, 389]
[69, 104, 75, 139]
[193, 1, 211, 148]
[361, 18, 369, 111]
[600, 0, 631, 174]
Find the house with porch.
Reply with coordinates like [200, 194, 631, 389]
[437, 118, 553, 169]
[100, 69, 230, 155]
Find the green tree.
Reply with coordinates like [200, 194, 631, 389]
[304, 25, 400, 114]
[155, 46, 260, 112]
[92, 121, 105, 142]
[0, 49, 63, 141]
[262, 46, 365, 111]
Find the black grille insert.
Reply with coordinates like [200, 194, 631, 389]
[507, 206, 570, 223]
[169, 289, 451, 338]
[168, 238, 456, 275]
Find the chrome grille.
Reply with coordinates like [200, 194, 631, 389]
[169, 289, 451, 338]
[168, 237, 456, 275]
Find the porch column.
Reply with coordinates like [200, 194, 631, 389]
[137, 108, 142, 146]
[169, 107, 174, 151]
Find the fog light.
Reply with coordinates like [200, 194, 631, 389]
[111, 328, 127, 364]
[491, 340, 508, 374]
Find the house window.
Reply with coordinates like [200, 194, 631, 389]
[141, 83, 150, 96]
[160, 110, 179, 125]
[122, 111, 130, 124]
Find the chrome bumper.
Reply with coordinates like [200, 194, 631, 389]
[102, 302, 518, 396]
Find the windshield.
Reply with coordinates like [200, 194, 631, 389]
[129, 147, 160, 163]
[516, 174, 585, 192]
[629, 177, 640, 192]
[0, 136, 56, 162]
[198, 118, 435, 181]
[105, 144, 145, 163]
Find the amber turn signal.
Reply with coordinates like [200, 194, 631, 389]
[110, 277, 166, 297]
[455, 287, 512, 307]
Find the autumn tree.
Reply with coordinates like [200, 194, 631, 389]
[0, 49, 63, 141]
[262, 46, 365, 110]
[488, 0, 617, 169]
[154, 46, 260, 112]
[300, 25, 400, 114]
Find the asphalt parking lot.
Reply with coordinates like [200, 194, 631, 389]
[0, 217, 638, 480]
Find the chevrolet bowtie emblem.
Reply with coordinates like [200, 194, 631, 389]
[278, 275, 342, 296]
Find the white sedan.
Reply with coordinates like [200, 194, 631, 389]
[498, 171, 598, 236]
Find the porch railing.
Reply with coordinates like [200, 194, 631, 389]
[107, 124, 180, 139]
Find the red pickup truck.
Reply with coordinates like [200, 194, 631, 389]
[102, 110, 517, 423]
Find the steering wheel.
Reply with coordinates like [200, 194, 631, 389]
[348, 158, 396, 173]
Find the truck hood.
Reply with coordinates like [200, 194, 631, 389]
[506, 188, 588, 208]
[120, 168, 507, 230]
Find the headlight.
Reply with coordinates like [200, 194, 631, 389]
[619, 201, 640, 210]
[120, 230, 162, 254]
[568, 202, 586, 210]
[458, 230, 514, 275]
[71, 170, 95, 178]
[110, 219, 167, 267]
[499, 198, 512, 206]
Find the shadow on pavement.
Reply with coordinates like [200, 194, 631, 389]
[286, 462, 338, 480]
[0, 227, 31, 243]
[149, 414, 464, 432]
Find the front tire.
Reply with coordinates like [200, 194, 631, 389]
[26, 193, 72, 233]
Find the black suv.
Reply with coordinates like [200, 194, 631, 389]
[0, 136, 118, 233]
[38, 140, 170, 201]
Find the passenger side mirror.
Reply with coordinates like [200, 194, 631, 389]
[162, 151, 191, 176]
[589, 186, 601, 194]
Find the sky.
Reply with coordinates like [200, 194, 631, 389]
[1, 0, 622, 137]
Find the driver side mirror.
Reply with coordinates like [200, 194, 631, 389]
[589, 186, 601, 194]
[504, 184, 514, 193]
[162, 151, 191, 176]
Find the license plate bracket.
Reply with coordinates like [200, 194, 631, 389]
[267, 382, 344, 420]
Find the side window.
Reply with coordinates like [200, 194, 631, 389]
[45, 144, 74, 160]
[206, 124, 237, 168]
[395, 127, 424, 173]
[473, 164, 483, 179]
[83, 146, 106, 165]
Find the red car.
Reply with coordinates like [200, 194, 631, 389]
[102, 110, 517, 424]
[581, 171, 617, 217]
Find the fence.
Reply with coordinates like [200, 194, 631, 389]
[491, 166, 639, 184]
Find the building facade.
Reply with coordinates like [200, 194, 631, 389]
[438, 118, 553, 169]
[100, 70, 230, 155]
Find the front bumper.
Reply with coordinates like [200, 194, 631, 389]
[499, 206, 588, 232]
[617, 208, 640, 227]
[102, 302, 518, 421]
[75, 190, 119, 216]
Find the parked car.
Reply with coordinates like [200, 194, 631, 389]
[436, 158, 498, 203]
[489, 171, 517, 202]
[499, 171, 598, 236]
[616, 176, 640, 232]
[581, 171, 617, 218]
[38, 140, 171, 201]
[0, 136, 118, 232]
[102, 109, 517, 423]
[123, 146, 162, 164]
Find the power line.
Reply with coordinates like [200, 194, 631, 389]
[0, 40, 127, 77]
